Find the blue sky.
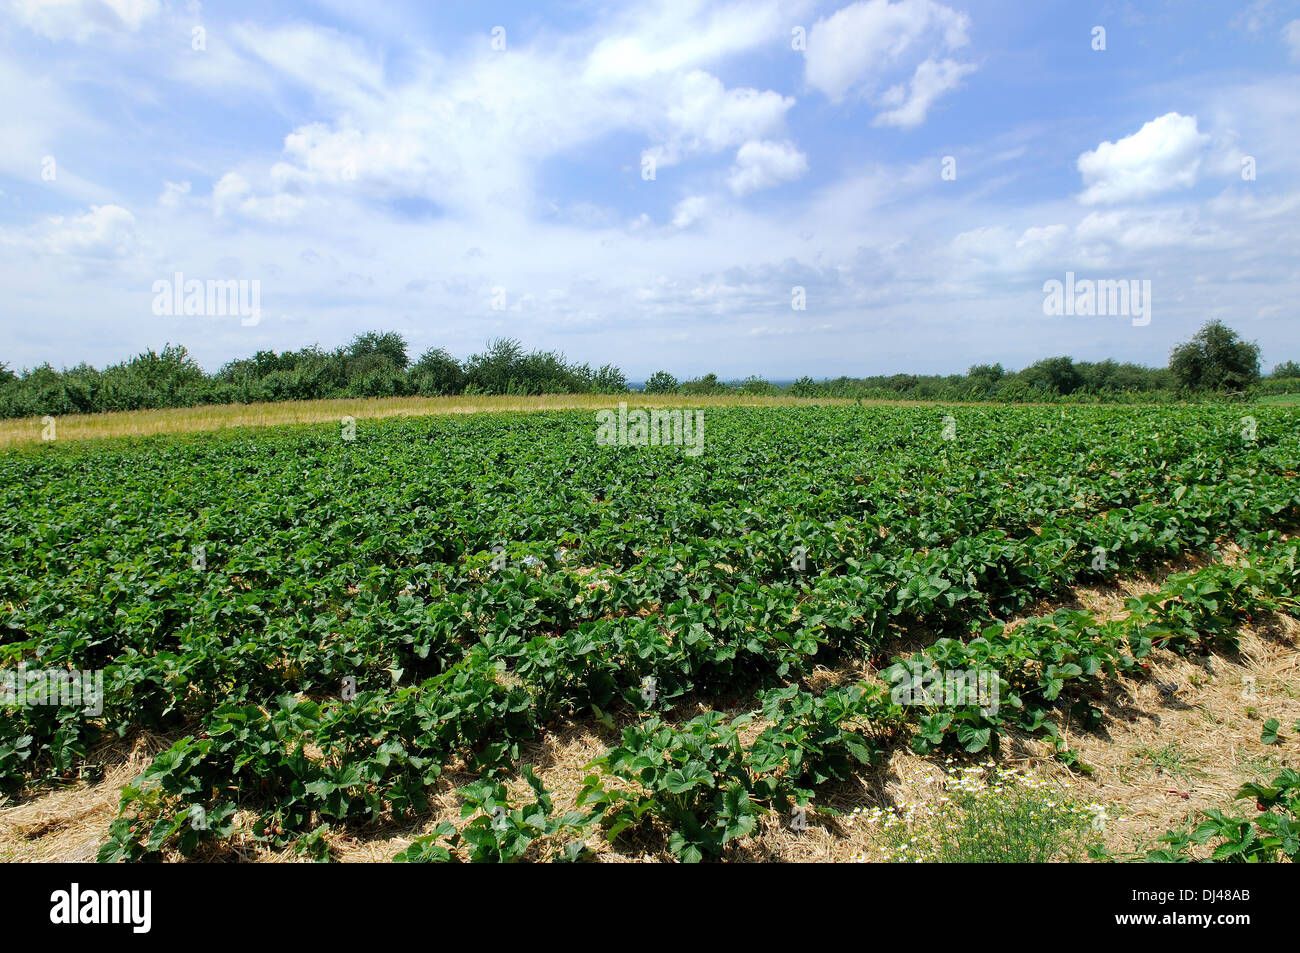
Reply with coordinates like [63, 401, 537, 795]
[2, 0, 1299, 378]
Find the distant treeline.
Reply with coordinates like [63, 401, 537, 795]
[2, 321, 1295, 419]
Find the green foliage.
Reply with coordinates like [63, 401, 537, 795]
[347, 330, 410, 372]
[1020, 356, 1083, 396]
[0, 334, 632, 417]
[394, 769, 590, 862]
[788, 375, 820, 397]
[643, 370, 678, 394]
[459, 338, 625, 395]
[1170, 320, 1261, 393]
[1148, 770, 1300, 862]
[579, 712, 762, 862]
[889, 538, 1300, 760]
[678, 373, 730, 396]
[737, 375, 777, 396]
[411, 347, 466, 396]
[1260, 718, 1282, 746]
[3, 404, 1299, 860]
[584, 363, 630, 393]
[2, 320, 1288, 420]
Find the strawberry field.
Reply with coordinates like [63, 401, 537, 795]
[2, 404, 1299, 862]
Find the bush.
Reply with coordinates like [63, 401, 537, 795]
[350, 367, 410, 399]
[679, 373, 730, 396]
[738, 375, 777, 396]
[788, 376, 821, 397]
[411, 347, 465, 396]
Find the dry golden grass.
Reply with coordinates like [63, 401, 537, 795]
[0, 393, 864, 448]
[0, 732, 171, 863]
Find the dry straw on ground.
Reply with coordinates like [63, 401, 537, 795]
[3, 553, 1296, 863]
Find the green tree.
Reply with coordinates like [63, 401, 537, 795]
[1019, 356, 1082, 395]
[464, 338, 526, 394]
[411, 347, 465, 395]
[588, 363, 629, 393]
[347, 331, 410, 375]
[679, 373, 728, 396]
[966, 363, 1005, 397]
[737, 375, 777, 395]
[788, 376, 821, 397]
[643, 370, 678, 394]
[1169, 320, 1260, 392]
[1271, 360, 1300, 379]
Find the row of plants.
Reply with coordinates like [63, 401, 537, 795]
[101, 532, 1300, 862]
[1, 405, 1297, 860]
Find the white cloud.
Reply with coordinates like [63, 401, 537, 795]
[9, 0, 160, 41]
[24, 204, 138, 257]
[804, 0, 971, 110]
[1076, 113, 1211, 204]
[1284, 19, 1300, 62]
[158, 180, 191, 208]
[672, 195, 710, 228]
[585, 0, 796, 84]
[873, 57, 975, 128]
[949, 222, 1069, 273]
[229, 22, 386, 110]
[645, 71, 795, 168]
[4, 0, 1300, 379]
[207, 17, 798, 221]
[727, 139, 808, 195]
[1075, 208, 1235, 251]
[1016, 224, 1068, 249]
[212, 172, 305, 222]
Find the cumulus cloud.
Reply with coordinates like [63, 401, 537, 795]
[4, 0, 1299, 379]
[645, 71, 795, 168]
[804, 0, 973, 126]
[28, 204, 138, 257]
[1076, 113, 1211, 204]
[873, 57, 976, 128]
[212, 172, 306, 222]
[671, 195, 710, 228]
[727, 140, 808, 195]
[209, 18, 797, 220]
